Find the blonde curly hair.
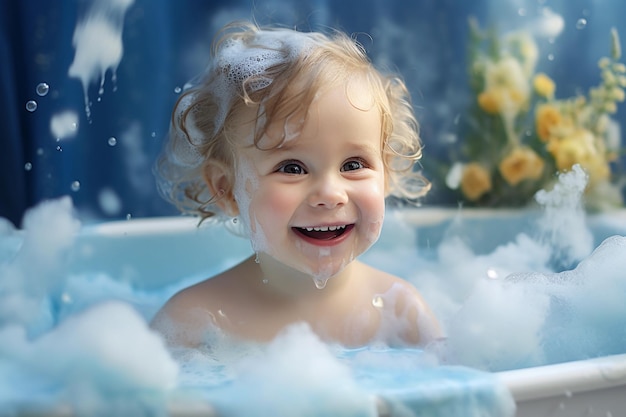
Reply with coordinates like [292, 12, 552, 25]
[154, 21, 429, 221]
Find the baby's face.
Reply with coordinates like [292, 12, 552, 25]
[232, 79, 386, 287]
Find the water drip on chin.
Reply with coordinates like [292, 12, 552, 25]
[313, 276, 330, 289]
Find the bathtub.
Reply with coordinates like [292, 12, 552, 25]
[4, 206, 626, 416]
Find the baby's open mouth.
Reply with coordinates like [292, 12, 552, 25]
[292, 224, 354, 240]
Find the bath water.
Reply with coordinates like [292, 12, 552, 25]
[1, 165, 626, 416]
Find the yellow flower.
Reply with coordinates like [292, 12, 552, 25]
[478, 57, 530, 115]
[535, 104, 562, 141]
[461, 163, 492, 201]
[546, 129, 609, 185]
[498, 146, 545, 186]
[477, 90, 501, 114]
[547, 131, 588, 170]
[533, 73, 556, 98]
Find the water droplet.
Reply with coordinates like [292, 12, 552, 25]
[486, 268, 499, 279]
[174, 86, 182, 94]
[26, 100, 38, 112]
[36, 82, 50, 97]
[151, 131, 156, 138]
[313, 277, 328, 289]
[576, 18, 587, 30]
[108, 137, 117, 146]
[564, 390, 573, 398]
[24, 162, 32, 171]
[70, 181, 81, 192]
[548, 53, 555, 61]
[372, 295, 385, 308]
[262, 278, 269, 284]
[518, 8, 526, 17]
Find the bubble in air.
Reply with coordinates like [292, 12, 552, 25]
[36, 83, 50, 97]
[98, 187, 122, 216]
[576, 18, 587, 30]
[70, 181, 81, 192]
[26, 100, 38, 112]
[24, 162, 33, 171]
[108, 137, 117, 146]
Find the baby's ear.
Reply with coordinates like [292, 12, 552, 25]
[202, 159, 239, 217]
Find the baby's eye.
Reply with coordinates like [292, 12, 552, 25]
[277, 161, 307, 175]
[341, 159, 366, 172]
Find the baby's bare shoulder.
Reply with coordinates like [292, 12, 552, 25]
[357, 262, 443, 345]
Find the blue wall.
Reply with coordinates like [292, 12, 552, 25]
[1, 0, 625, 226]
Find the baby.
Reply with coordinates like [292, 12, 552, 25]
[151, 21, 441, 348]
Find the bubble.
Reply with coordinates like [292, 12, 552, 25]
[517, 8, 526, 17]
[56, 146, 63, 152]
[486, 268, 499, 279]
[576, 18, 587, 30]
[36, 83, 50, 97]
[70, 181, 81, 192]
[26, 100, 38, 112]
[37, 148, 44, 156]
[98, 187, 122, 216]
[262, 278, 269, 284]
[24, 162, 33, 171]
[108, 137, 117, 146]
[372, 296, 384, 308]
[151, 131, 156, 138]
[126, 213, 132, 220]
[548, 53, 555, 61]
[174, 86, 182, 94]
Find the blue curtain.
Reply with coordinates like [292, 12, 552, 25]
[1, 0, 624, 226]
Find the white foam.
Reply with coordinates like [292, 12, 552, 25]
[0, 197, 79, 333]
[211, 323, 376, 416]
[67, 0, 134, 117]
[49, 110, 79, 140]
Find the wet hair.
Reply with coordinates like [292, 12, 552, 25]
[154, 20, 430, 221]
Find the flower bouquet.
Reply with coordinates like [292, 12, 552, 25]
[446, 17, 626, 211]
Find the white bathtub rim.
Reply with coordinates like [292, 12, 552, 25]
[497, 353, 626, 403]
